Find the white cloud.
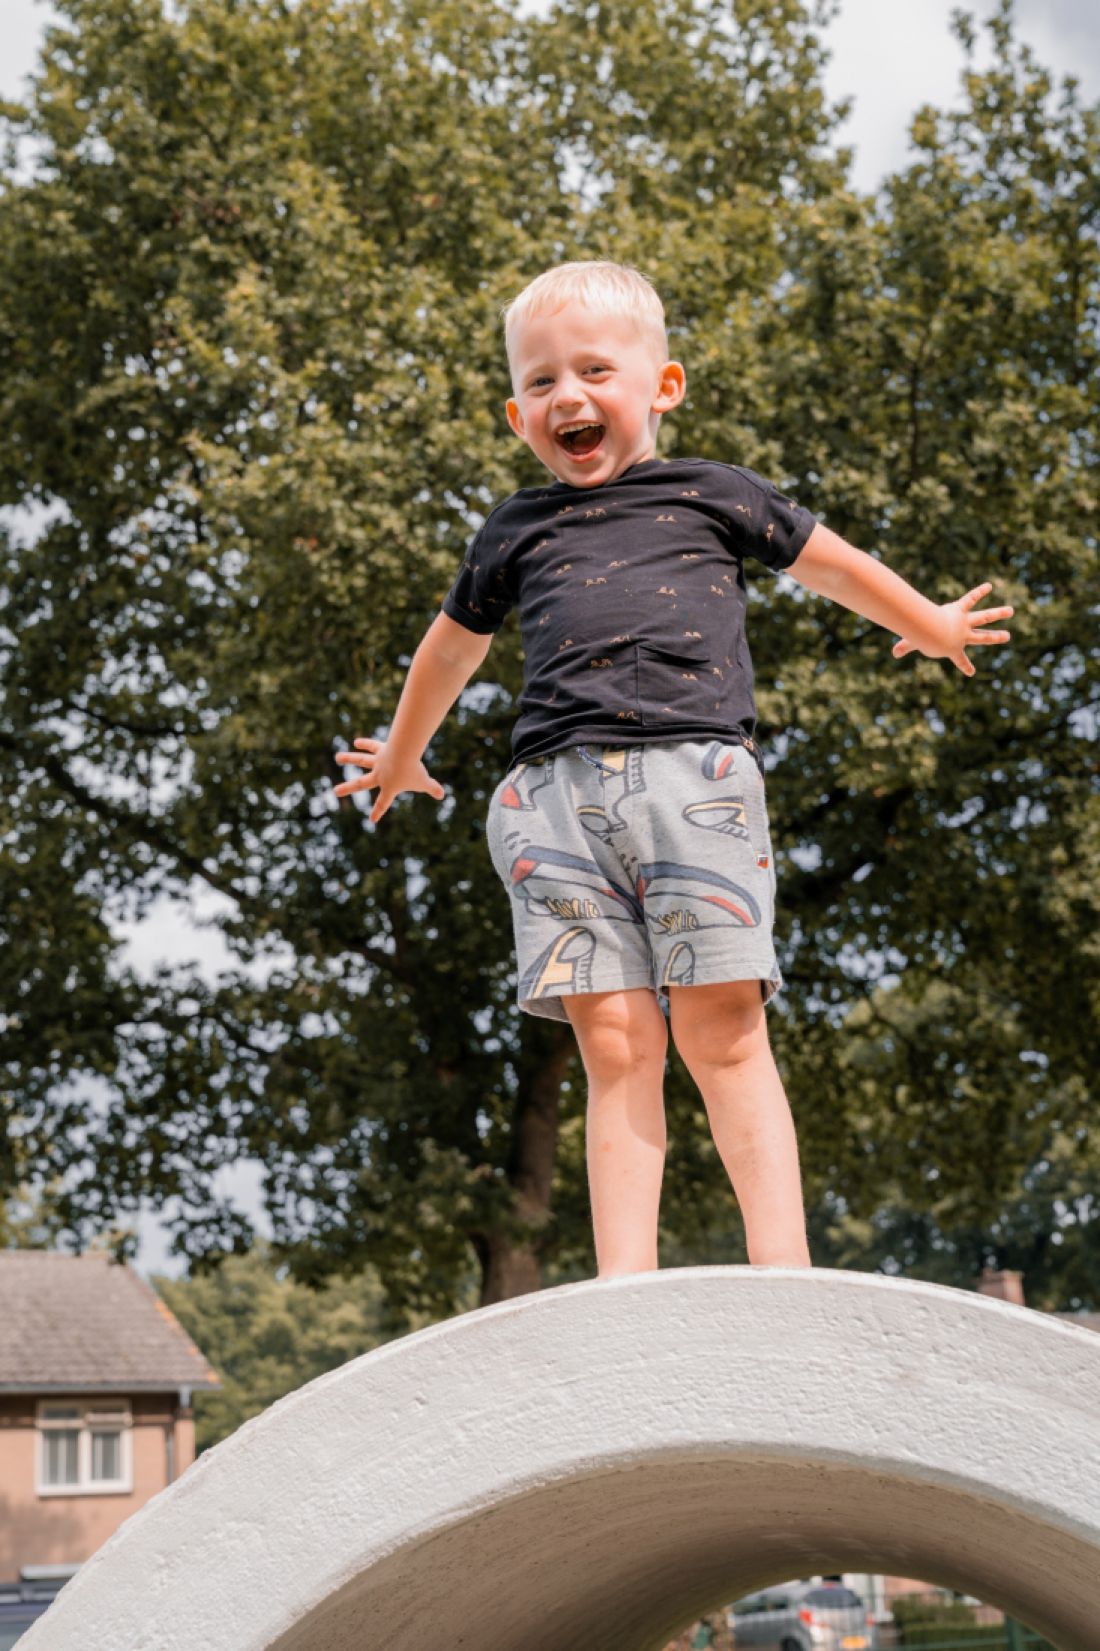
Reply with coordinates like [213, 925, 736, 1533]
[818, 0, 1099, 196]
[4, 2, 1096, 195]
[0, 0, 64, 104]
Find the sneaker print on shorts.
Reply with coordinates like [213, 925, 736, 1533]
[487, 738, 780, 1019]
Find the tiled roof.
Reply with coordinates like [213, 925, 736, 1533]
[1052, 1310, 1100, 1334]
[0, 1252, 220, 1391]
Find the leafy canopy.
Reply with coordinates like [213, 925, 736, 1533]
[0, 0, 1096, 1316]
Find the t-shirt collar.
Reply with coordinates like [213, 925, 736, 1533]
[546, 456, 666, 494]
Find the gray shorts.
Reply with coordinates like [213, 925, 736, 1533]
[485, 737, 782, 1023]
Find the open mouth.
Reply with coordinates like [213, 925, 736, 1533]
[555, 423, 605, 458]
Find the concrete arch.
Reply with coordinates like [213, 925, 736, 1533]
[21, 1267, 1100, 1651]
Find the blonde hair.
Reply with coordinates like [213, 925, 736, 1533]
[501, 259, 669, 377]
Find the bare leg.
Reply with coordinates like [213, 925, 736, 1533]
[668, 979, 812, 1267]
[561, 986, 669, 1277]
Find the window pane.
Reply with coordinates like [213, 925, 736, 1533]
[91, 1430, 121, 1481]
[42, 1405, 80, 1422]
[44, 1429, 79, 1486]
[806, 1587, 863, 1609]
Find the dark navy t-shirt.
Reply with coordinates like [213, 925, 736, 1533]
[440, 455, 817, 770]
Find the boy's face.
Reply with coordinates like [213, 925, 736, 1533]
[505, 300, 686, 488]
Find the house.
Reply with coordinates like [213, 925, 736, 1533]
[0, 1251, 220, 1598]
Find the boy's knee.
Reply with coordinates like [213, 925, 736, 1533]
[668, 978, 770, 1069]
[563, 986, 668, 1077]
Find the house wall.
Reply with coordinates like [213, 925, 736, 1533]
[0, 1392, 195, 1580]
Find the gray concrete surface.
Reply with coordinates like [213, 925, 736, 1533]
[18, 1266, 1100, 1651]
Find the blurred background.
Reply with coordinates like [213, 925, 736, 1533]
[0, 0, 1097, 1645]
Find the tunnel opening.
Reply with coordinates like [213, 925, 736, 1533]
[265, 1447, 1091, 1651]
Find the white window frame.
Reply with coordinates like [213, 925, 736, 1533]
[35, 1398, 133, 1497]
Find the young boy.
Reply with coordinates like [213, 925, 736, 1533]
[334, 260, 1012, 1279]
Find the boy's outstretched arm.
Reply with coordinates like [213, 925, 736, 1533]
[788, 521, 1013, 677]
[334, 613, 494, 822]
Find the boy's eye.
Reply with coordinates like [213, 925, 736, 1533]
[530, 366, 610, 388]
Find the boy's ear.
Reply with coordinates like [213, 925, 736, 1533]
[654, 362, 686, 412]
[505, 398, 526, 441]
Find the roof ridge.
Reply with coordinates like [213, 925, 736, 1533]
[0, 1252, 221, 1388]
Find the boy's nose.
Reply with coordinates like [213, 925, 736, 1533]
[552, 376, 587, 404]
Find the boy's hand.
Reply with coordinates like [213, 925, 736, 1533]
[333, 737, 446, 823]
[891, 582, 1013, 677]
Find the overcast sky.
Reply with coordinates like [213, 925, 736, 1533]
[4, 0, 1099, 195]
[2, 0, 1098, 1276]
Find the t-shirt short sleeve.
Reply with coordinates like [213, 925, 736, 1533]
[712, 462, 817, 572]
[440, 516, 515, 634]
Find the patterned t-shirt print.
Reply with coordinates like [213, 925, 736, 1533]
[441, 455, 816, 770]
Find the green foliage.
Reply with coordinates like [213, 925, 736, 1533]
[889, 1595, 1056, 1650]
[153, 1238, 449, 1451]
[1, 0, 1096, 1316]
[897, 1632, 1006, 1650]
[893, 1596, 979, 1637]
[1, 1183, 68, 1249]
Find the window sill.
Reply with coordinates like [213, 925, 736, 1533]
[36, 1483, 133, 1498]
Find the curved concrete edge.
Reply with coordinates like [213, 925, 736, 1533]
[20, 1266, 1100, 1651]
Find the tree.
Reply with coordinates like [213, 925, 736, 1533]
[752, 1, 1100, 1305]
[1, 0, 1096, 1319]
[1, 1183, 67, 1249]
[153, 1239, 445, 1452]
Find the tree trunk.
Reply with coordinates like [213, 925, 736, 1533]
[478, 1024, 576, 1305]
